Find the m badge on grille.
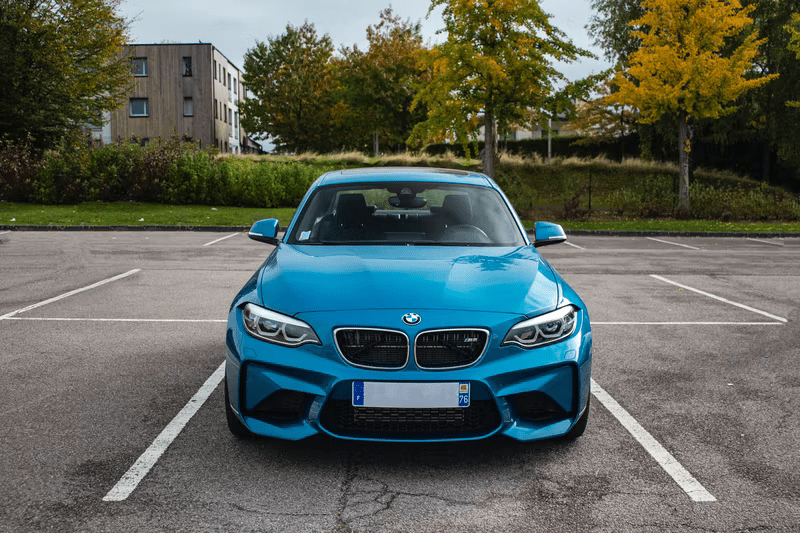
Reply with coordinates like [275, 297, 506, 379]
[402, 313, 421, 326]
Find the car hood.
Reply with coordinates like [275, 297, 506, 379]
[257, 245, 559, 317]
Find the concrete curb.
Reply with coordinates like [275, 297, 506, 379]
[0, 225, 797, 238]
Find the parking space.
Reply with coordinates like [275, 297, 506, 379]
[0, 231, 798, 532]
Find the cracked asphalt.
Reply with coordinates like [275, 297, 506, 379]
[0, 231, 798, 532]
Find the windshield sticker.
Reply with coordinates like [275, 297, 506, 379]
[299, 231, 311, 241]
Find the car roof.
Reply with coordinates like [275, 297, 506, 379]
[315, 167, 495, 188]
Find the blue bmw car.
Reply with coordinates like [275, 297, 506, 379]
[225, 167, 592, 442]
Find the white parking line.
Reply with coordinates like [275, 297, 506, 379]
[202, 233, 238, 246]
[0, 270, 140, 320]
[650, 275, 787, 323]
[745, 237, 784, 247]
[593, 321, 783, 325]
[591, 379, 716, 502]
[0, 231, 10, 236]
[6, 317, 226, 323]
[563, 241, 585, 250]
[103, 361, 225, 502]
[645, 237, 699, 250]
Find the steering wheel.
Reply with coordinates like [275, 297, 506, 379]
[439, 224, 492, 244]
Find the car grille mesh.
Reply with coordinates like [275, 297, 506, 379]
[415, 329, 488, 368]
[321, 400, 501, 438]
[336, 329, 408, 368]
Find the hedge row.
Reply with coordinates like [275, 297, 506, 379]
[492, 159, 800, 221]
[1, 137, 798, 221]
[0, 136, 332, 207]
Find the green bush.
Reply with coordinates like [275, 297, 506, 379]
[88, 142, 146, 201]
[0, 138, 39, 202]
[34, 135, 91, 204]
[3, 138, 799, 220]
[690, 182, 800, 221]
[607, 175, 674, 217]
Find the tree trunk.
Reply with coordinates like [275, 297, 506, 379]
[373, 129, 379, 158]
[483, 112, 496, 178]
[677, 114, 691, 217]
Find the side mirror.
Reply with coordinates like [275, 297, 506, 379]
[533, 221, 567, 248]
[248, 219, 281, 245]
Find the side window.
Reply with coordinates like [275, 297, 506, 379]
[183, 97, 193, 117]
[132, 57, 147, 77]
[213, 60, 217, 80]
[183, 57, 192, 77]
[129, 98, 148, 117]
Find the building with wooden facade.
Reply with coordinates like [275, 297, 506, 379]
[107, 43, 259, 153]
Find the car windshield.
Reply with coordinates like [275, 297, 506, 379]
[287, 181, 526, 246]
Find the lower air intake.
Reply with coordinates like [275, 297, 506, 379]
[320, 400, 501, 439]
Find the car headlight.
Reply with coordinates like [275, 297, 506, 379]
[502, 306, 578, 348]
[242, 303, 321, 347]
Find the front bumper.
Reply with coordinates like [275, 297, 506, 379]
[225, 308, 592, 442]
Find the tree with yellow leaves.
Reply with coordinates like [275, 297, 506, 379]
[410, 0, 592, 177]
[607, 0, 776, 214]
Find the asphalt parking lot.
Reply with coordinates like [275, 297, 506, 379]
[0, 230, 798, 532]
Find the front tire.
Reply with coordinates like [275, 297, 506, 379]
[225, 373, 252, 439]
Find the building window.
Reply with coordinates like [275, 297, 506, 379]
[234, 111, 238, 128]
[228, 107, 232, 124]
[129, 98, 148, 117]
[213, 60, 217, 80]
[214, 99, 218, 119]
[227, 73, 231, 89]
[132, 57, 147, 77]
[233, 78, 237, 95]
[183, 97, 193, 116]
[222, 67, 226, 87]
[223, 104, 227, 123]
[183, 57, 192, 77]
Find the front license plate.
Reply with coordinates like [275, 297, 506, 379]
[352, 381, 470, 408]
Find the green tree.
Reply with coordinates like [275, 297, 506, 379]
[240, 22, 336, 153]
[334, 8, 429, 154]
[0, 0, 131, 150]
[788, 13, 800, 107]
[410, 0, 593, 177]
[607, 0, 776, 214]
[703, 0, 800, 183]
[587, 0, 645, 64]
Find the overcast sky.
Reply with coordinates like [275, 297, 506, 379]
[119, 0, 612, 82]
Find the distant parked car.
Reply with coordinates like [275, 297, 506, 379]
[224, 167, 592, 442]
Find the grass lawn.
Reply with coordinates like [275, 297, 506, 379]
[535, 219, 800, 233]
[0, 202, 297, 227]
[1, 202, 798, 233]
